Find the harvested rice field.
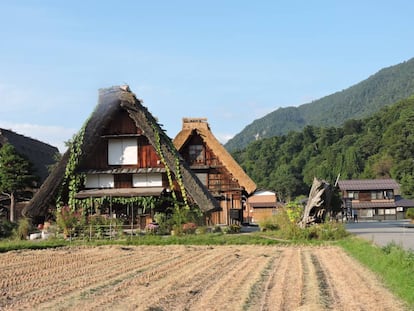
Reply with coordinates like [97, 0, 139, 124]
[0, 245, 406, 310]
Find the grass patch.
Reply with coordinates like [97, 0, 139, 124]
[0, 232, 286, 252]
[0, 239, 69, 253]
[337, 237, 414, 309]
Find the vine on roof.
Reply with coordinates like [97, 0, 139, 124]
[56, 120, 88, 211]
[152, 124, 189, 210]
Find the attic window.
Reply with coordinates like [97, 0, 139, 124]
[108, 138, 138, 165]
[189, 145, 205, 164]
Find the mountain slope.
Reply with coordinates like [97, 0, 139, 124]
[225, 57, 414, 151]
[232, 95, 414, 200]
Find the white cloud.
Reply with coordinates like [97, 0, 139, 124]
[0, 121, 76, 153]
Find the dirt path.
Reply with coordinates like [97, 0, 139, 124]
[0, 245, 407, 310]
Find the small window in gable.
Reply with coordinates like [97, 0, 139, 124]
[108, 138, 138, 165]
[85, 174, 114, 188]
[189, 145, 205, 164]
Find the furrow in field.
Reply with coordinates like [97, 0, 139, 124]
[184, 246, 275, 311]
[299, 248, 325, 310]
[316, 247, 406, 311]
[255, 247, 303, 311]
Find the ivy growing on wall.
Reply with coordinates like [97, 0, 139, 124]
[74, 196, 157, 214]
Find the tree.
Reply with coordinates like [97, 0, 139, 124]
[0, 143, 36, 222]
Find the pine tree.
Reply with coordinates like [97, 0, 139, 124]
[0, 143, 35, 222]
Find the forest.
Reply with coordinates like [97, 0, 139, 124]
[226, 57, 414, 151]
[232, 96, 414, 201]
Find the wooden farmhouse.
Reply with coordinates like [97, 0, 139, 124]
[23, 86, 219, 227]
[0, 129, 58, 221]
[245, 190, 280, 224]
[338, 178, 414, 221]
[173, 118, 257, 225]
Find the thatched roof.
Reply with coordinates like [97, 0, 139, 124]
[173, 118, 257, 194]
[0, 128, 58, 183]
[23, 86, 219, 218]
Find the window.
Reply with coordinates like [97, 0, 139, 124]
[371, 191, 384, 200]
[108, 138, 138, 165]
[85, 174, 114, 188]
[133, 173, 162, 187]
[348, 191, 359, 199]
[189, 145, 205, 164]
[385, 190, 394, 199]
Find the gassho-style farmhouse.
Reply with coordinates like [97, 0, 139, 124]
[0, 85, 408, 229]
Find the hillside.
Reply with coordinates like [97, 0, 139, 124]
[226, 57, 414, 151]
[232, 95, 414, 201]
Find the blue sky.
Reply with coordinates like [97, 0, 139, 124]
[1, 1, 414, 152]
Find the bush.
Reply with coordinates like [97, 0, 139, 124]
[258, 216, 279, 231]
[258, 208, 348, 241]
[406, 208, 414, 221]
[182, 222, 197, 234]
[56, 206, 84, 238]
[224, 224, 241, 234]
[153, 213, 170, 235]
[13, 218, 33, 240]
[0, 220, 17, 238]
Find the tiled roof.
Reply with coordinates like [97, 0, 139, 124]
[351, 197, 414, 209]
[337, 179, 400, 191]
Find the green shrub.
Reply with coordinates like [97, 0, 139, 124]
[13, 218, 33, 240]
[0, 220, 17, 238]
[406, 208, 414, 220]
[258, 216, 279, 231]
[223, 224, 241, 234]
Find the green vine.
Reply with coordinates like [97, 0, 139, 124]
[74, 196, 157, 214]
[152, 124, 189, 210]
[56, 120, 88, 211]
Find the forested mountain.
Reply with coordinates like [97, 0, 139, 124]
[226, 57, 414, 151]
[232, 96, 414, 201]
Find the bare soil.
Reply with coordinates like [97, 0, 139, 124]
[0, 245, 407, 310]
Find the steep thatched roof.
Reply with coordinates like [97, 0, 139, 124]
[0, 128, 58, 183]
[173, 118, 257, 194]
[23, 86, 219, 218]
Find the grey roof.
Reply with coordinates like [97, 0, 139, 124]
[0, 128, 58, 183]
[352, 197, 414, 209]
[337, 179, 400, 191]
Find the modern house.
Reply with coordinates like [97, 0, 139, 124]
[337, 178, 414, 220]
[23, 86, 219, 226]
[173, 118, 257, 225]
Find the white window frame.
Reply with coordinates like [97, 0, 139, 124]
[85, 174, 114, 188]
[108, 138, 138, 165]
[133, 173, 162, 187]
